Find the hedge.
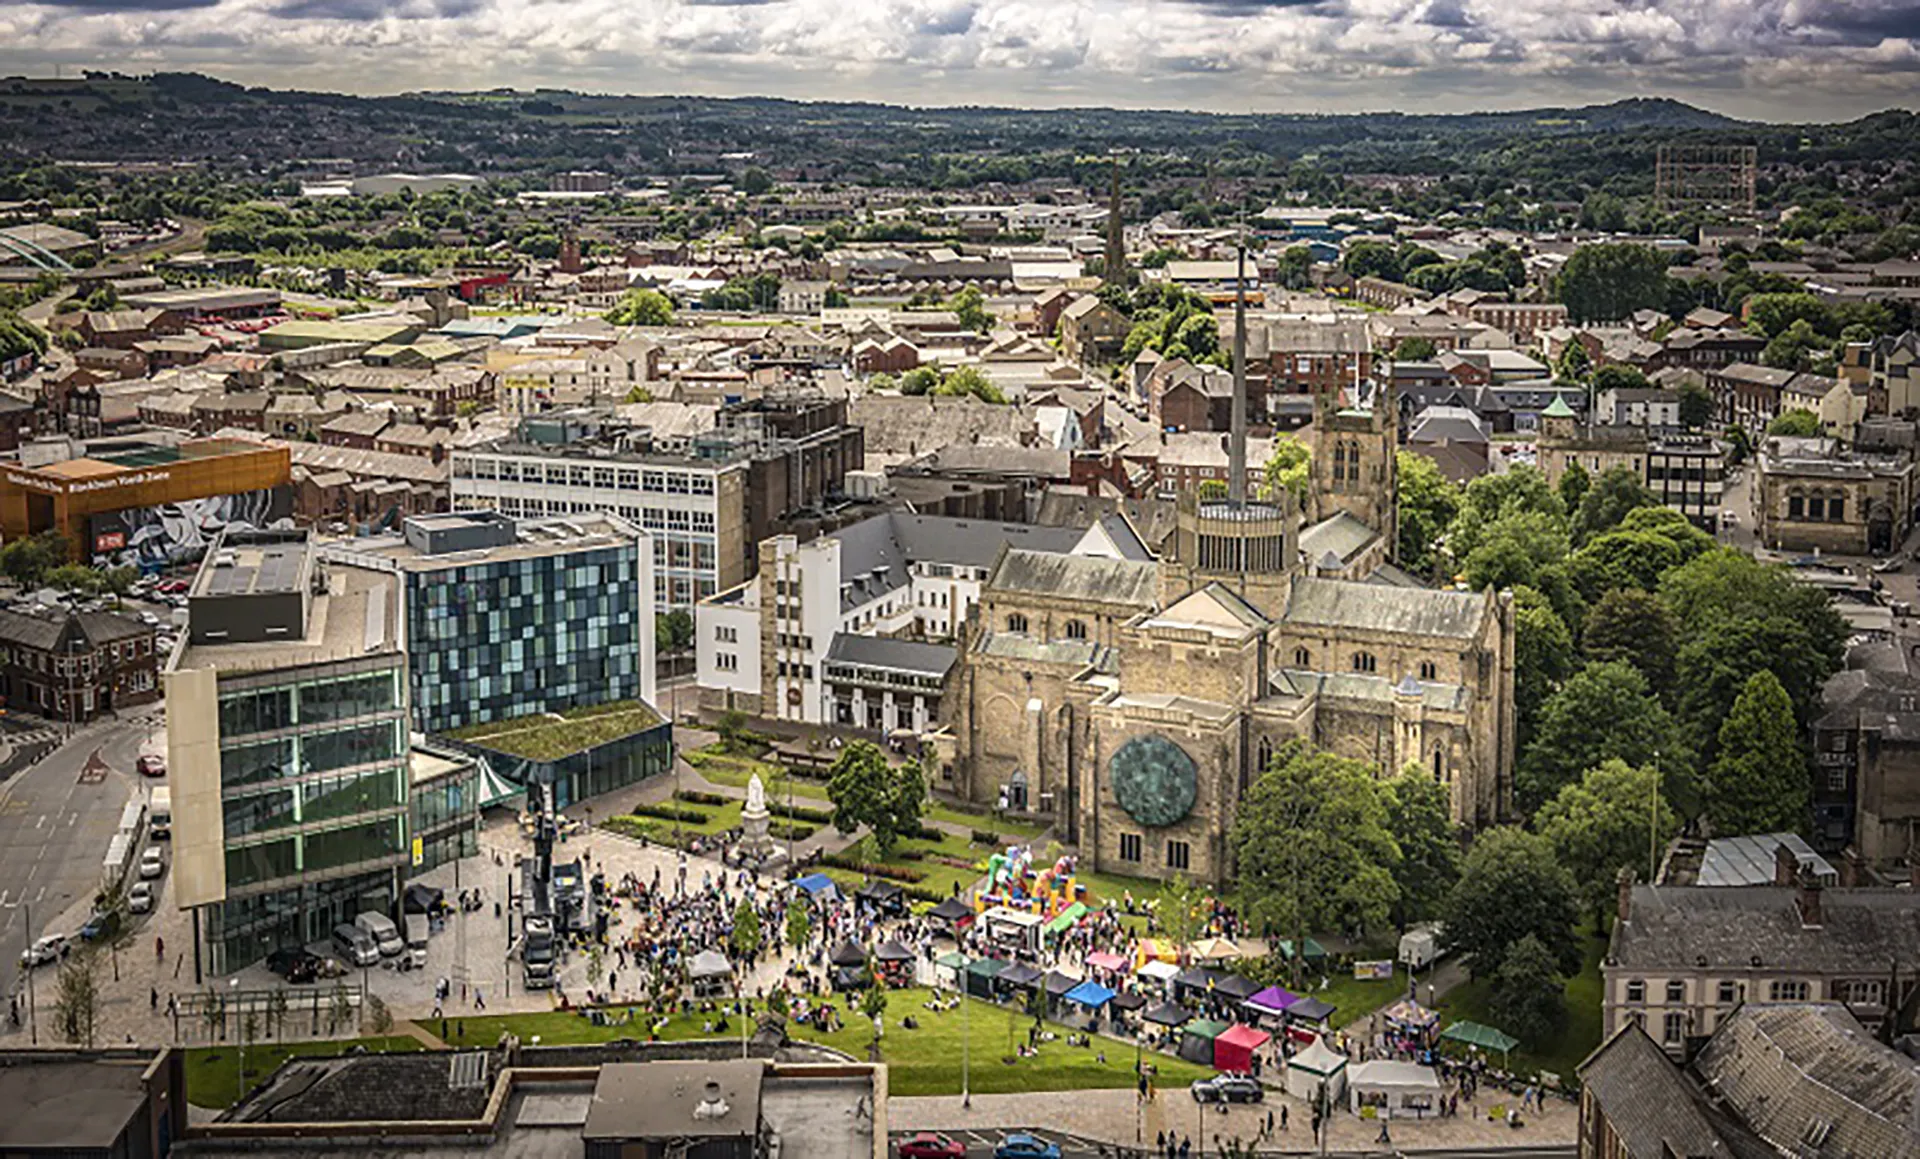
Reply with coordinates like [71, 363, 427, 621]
[629, 802, 709, 824]
[675, 790, 730, 807]
[770, 801, 833, 825]
[817, 853, 926, 883]
[769, 820, 816, 841]
[970, 829, 1002, 846]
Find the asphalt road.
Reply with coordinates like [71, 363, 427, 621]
[0, 715, 157, 1000]
[884, 1130, 1574, 1159]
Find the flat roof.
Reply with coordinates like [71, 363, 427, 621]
[445, 699, 662, 762]
[583, 1060, 763, 1141]
[192, 540, 308, 598]
[0, 1057, 152, 1149]
[336, 513, 642, 572]
[410, 746, 470, 785]
[174, 557, 399, 676]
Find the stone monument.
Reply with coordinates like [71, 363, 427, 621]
[739, 771, 779, 866]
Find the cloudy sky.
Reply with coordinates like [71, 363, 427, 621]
[2, 0, 1918, 121]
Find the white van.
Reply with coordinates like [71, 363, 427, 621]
[332, 922, 379, 967]
[149, 787, 172, 840]
[403, 913, 428, 969]
[354, 911, 403, 958]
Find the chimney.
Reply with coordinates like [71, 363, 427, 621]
[1774, 841, 1799, 887]
[1841, 846, 1865, 888]
[1796, 866, 1824, 929]
[1616, 867, 1635, 924]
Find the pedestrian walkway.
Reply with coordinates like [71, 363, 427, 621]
[396, 1019, 450, 1050]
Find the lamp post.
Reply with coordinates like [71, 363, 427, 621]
[961, 981, 971, 1109]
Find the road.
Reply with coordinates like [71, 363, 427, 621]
[0, 714, 158, 1004]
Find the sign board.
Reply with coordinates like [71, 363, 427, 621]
[1353, 959, 1394, 981]
[411, 835, 424, 868]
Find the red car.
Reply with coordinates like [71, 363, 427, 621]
[898, 1133, 965, 1159]
[137, 754, 165, 777]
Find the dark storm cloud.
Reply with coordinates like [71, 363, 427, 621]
[1798, 3, 1920, 46]
[24, 0, 220, 10]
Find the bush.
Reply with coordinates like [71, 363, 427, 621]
[675, 790, 729, 807]
[629, 803, 709, 824]
[601, 816, 658, 841]
[817, 853, 926, 883]
[769, 820, 816, 841]
[970, 829, 1002, 846]
[769, 801, 833, 824]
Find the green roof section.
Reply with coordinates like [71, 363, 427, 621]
[445, 699, 663, 762]
[1541, 395, 1577, 418]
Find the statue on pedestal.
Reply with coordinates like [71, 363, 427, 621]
[740, 771, 777, 865]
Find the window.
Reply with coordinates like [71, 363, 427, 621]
[1007, 613, 1029, 633]
[1626, 980, 1646, 1003]
[1666, 980, 1685, 1003]
[1418, 660, 1437, 681]
[1165, 840, 1190, 871]
[1064, 620, 1087, 641]
[715, 653, 737, 672]
[1789, 493, 1805, 518]
[1351, 652, 1377, 673]
[1432, 745, 1446, 782]
[1769, 980, 1810, 1002]
[1718, 981, 1738, 1005]
[1830, 495, 1845, 521]
[1293, 647, 1311, 667]
[1119, 833, 1142, 862]
[1839, 979, 1886, 1006]
[1663, 1011, 1685, 1044]
[716, 625, 738, 643]
[1808, 496, 1826, 520]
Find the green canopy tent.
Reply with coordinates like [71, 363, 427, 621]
[965, 956, 1008, 1000]
[1278, 938, 1329, 963]
[1439, 1020, 1519, 1066]
[1178, 1018, 1229, 1065]
[934, 951, 970, 991]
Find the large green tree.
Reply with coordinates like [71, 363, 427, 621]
[606, 288, 675, 326]
[1442, 827, 1581, 977]
[1519, 660, 1688, 815]
[1463, 511, 1569, 592]
[1570, 466, 1661, 546]
[1383, 770, 1461, 931]
[1445, 466, 1566, 566]
[1706, 670, 1809, 835]
[1396, 450, 1461, 576]
[1265, 434, 1312, 502]
[1490, 935, 1567, 1046]
[1555, 243, 1670, 324]
[1581, 588, 1679, 698]
[1232, 744, 1401, 954]
[1765, 408, 1822, 437]
[1535, 758, 1679, 928]
[826, 741, 927, 855]
[1513, 587, 1576, 751]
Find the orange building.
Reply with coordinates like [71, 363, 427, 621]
[0, 438, 292, 562]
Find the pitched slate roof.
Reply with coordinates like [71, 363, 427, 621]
[1281, 576, 1487, 640]
[1610, 884, 1920, 973]
[1298, 512, 1380, 567]
[824, 634, 956, 677]
[1576, 1023, 1742, 1159]
[990, 549, 1160, 608]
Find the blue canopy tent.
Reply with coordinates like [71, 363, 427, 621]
[1065, 980, 1116, 1009]
[793, 873, 841, 903]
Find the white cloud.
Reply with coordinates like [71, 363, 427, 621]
[0, 0, 1915, 119]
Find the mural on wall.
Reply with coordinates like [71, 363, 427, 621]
[89, 486, 295, 569]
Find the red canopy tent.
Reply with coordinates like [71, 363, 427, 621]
[1212, 1023, 1272, 1072]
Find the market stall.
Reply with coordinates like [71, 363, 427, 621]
[1137, 959, 1182, 997]
[1189, 936, 1241, 963]
[1086, 950, 1128, 979]
[998, 961, 1044, 993]
[689, 949, 733, 998]
[793, 873, 841, 905]
[1135, 937, 1180, 969]
[1173, 966, 1225, 1006]
[1439, 1020, 1519, 1067]
[965, 956, 1008, 1000]
[1243, 985, 1297, 1025]
[1381, 999, 1441, 1056]
[1285, 996, 1338, 1041]
[855, 880, 908, 918]
[981, 906, 1047, 956]
[829, 940, 868, 990]
[1178, 1018, 1228, 1065]
[1043, 970, 1080, 1015]
[1285, 1035, 1349, 1103]
[1278, 937, 1328, 964]
[927, 896, 974, 937]
[1109, 989, 1147, 1034]
[1212, 1023, 1271, 1073]
[934, 951, 970, 991]
[1347, 1060, 1445, 1119]
[1064, 979, 1116, 1027]
[873, 940, 916, 987]
[1214, 975, 1261, 1005]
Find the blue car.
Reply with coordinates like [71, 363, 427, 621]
[994, 1135, 1061, 1159]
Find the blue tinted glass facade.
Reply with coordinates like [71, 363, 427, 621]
[406, 542, 645, 734]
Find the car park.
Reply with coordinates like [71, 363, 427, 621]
[898, 1133, 966, 1159]
[1190, 1074, 1265, 1103]
[266, 946, 322, 983]
[994, 1135, 1061, 1159]
[128, 881, 154, 913]
[139, 846, 166, 879]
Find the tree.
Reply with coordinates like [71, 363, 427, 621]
[1231, 744, 1401, 965]
[1706, 670, 1808, 835]
[1556, 462, 1590, 516]
[1490, 935, 1567, 1046]
[1513, 587, 1576, 751]
[1555, 243, 1670, 324]
[1762, 320, 1827, 372]
[1396, 451, 1461, 577]
[900, 366, 938, 395]
[1581, 588, 1679, 697]
[1589, 364, 1650, 397]
[655, 609, 693, 654]
[1536, 759, 1679, 929]
[1579, 191, 1628, 232]
[742, 167, 773, 196]
[1463, 511, 1568, 591]
[1384, 770, 1461, 931]
[826, 741, 926, 855]
[1264, 434, 1312, 502]
[1571, 466, 1660, 545]
[1743, 292, 1831, 339]
[1766, 408, 1822, 437]
[606, 288, 675, 327]
[784, 899, 811, 952]
[53, 945, 103, 1047]
[363, 992, 394, 1036]
[1442, 827, 1580, 977]
[1573, 528, 1685, 596]
[933, 366, 1005, 403]
[1519, 661, 1687, 815]
[860, 983, 889, 1047]
[948, 286, 992, 333]
[1677, 381, 1715, 429]
[1342, 240, 1402, 282]
[0, 531, 68, 588]
[1444, 466, 1566, 566]
[1393, 337, 1437, 362]
[730, 899, 762, 963]
[1554, 341, 1592, 383]
[1155, 872, 1208, 948]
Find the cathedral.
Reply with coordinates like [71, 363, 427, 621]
[950, 393, 1516, 886]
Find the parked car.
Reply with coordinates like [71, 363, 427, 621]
[1190, 1074, 1265, 1104]
[79, 910, 119, 942]
[1873, 554, 1906, 573]
[266, 946, 322, 984]
[994, 1135, 1061, 1159]
[128, 881, 154, 913]
[136, 754, 165, 777]
[19, 934, 67, 968]
[139, 846, 166, 879]
[899, 1133, 966, 1159]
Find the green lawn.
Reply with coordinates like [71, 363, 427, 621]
[184, 1035, 424, 1109]
[1435, 930, 1608, 1084]
[840, 832, 993, 899]
[460, 986, 1217, 1097]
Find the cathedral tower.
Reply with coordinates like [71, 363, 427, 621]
[1308, 390, 1400, 558]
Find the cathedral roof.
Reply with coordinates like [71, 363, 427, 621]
[1300, 510, 1381, 567]
[1281, 577, 1488, 640]
[1142, 584, 1269, 639]
[1283, 669, 1473, 711]
[989, 549, 1161, 608]
[975, 632, 1110, 671]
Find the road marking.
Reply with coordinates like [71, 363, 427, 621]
[33, 887, 43, 902]
[0, 891, 9, 906]
[34, 814, 45, 829]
